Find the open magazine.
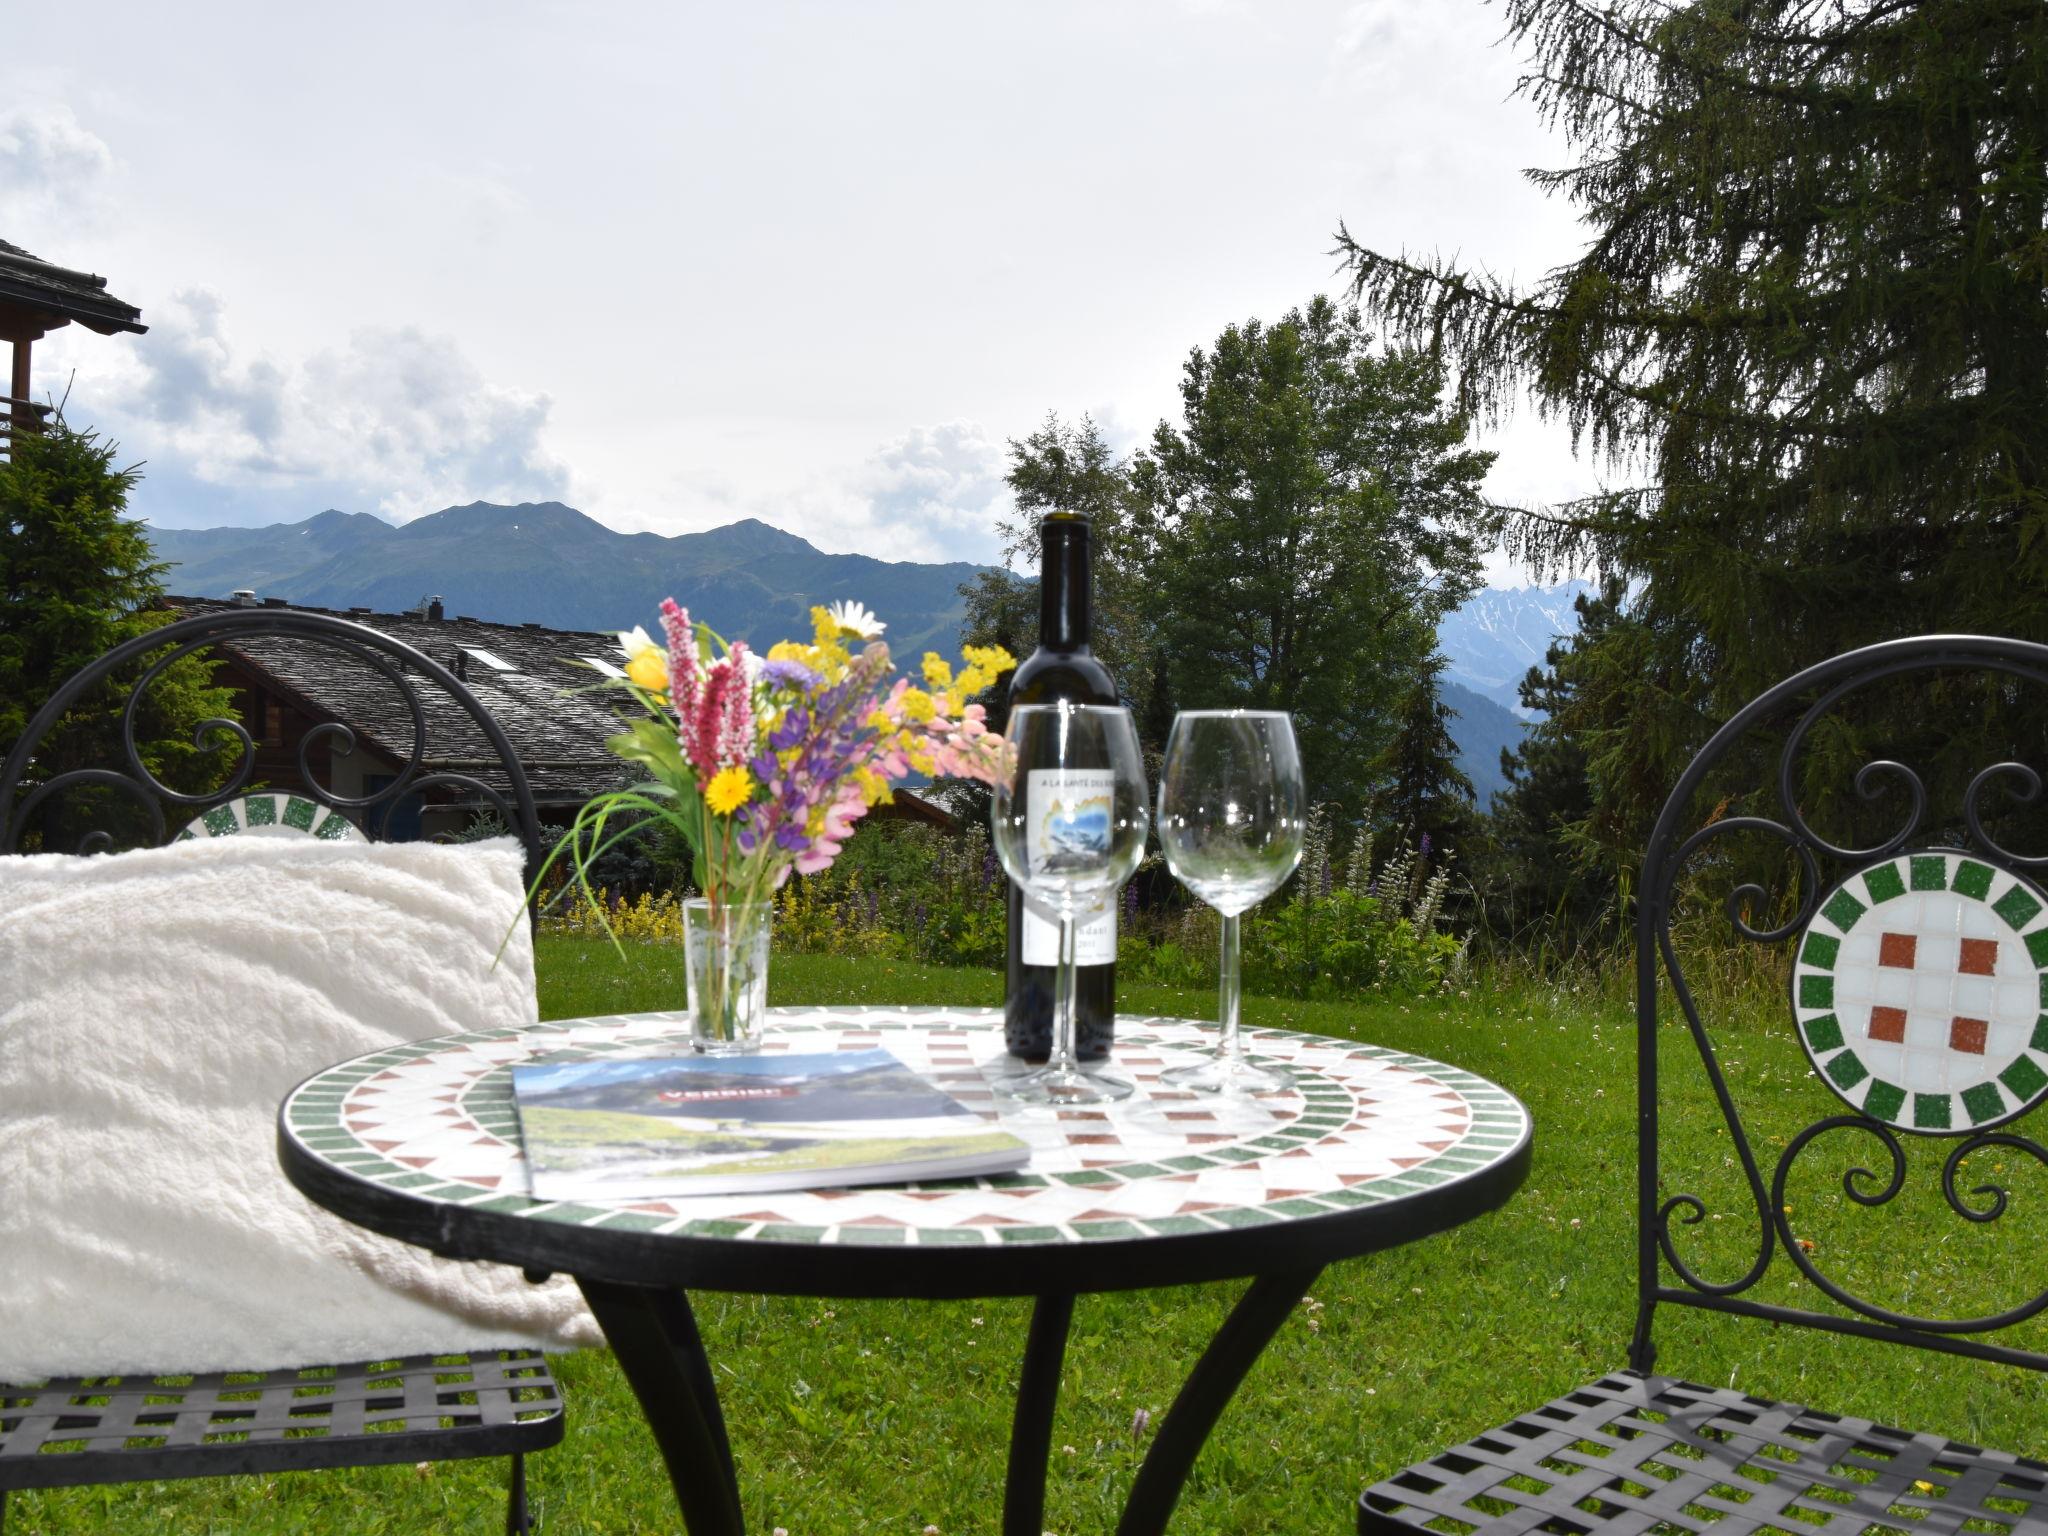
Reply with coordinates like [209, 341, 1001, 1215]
[511, 1048, 1029, 1202]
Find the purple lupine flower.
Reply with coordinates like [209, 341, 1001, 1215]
[1420, 832, 1433, 856]
[1123, 883, 1139, 924]
[865, 889, 879, 925]
[769, 707, 810, 752]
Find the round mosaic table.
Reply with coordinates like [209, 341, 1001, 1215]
[279, 1006, 1531, 1536]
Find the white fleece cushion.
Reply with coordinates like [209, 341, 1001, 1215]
[0, 835, 599, 1381]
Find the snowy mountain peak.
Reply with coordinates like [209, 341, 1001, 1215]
[1436, 579, 1593, 716]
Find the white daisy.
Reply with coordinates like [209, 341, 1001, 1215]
[826, 600, 886, 639]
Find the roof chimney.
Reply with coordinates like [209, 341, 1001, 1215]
[427, 596, 445, 622]
[262, 596, 289, 608]
[230, 589, 257, 607]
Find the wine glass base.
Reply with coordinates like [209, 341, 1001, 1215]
[1160, 1054, 1289, 1095]
[995, 1063, 1136, 1106]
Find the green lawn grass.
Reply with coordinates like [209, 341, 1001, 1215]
[13, 942, 2046, 1534]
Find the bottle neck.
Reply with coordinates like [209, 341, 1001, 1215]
[1039, 517, 1092, 651]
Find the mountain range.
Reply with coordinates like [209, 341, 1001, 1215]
[144, 502, 1587, 809]
[146, 501, 988, 665]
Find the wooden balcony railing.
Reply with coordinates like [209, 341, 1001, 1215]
[0, 395, 50, 461]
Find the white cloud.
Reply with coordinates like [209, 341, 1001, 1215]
[835, 420, 1013, 565]
[42, 289, 569, 523]
[0, 101, 116, 244]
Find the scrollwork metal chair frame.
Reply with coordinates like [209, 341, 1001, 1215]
[0, 607, 561, 1534]
[1361, 635, 2048, 1536]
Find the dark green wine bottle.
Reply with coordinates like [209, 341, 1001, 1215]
[1003, 510, 1119, 1061]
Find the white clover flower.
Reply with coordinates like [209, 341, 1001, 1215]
[826, 600, 886, 639]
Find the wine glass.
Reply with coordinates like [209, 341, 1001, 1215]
[990, 702, 1150, 1105]
[1156, 711, 1305, 1093]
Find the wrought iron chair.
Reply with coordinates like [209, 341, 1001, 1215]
[0, 606, 564, 1534]
[1361, 636, 2048, 1536]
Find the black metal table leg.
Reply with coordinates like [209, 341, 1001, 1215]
[1115, 1268, 1323, 1536]
[1004, 1292, 1076, 1536]
[578, 1278, 745, 1536]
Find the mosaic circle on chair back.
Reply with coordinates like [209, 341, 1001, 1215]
[1792, 850, 2048, 1134]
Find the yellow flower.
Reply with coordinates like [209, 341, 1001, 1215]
[900, 687, 937, 723]
[935, 690, 962, 717]
[855, 766, 892, 805]
[704, 765, 754, 816]
[625, 652, 668, 692]
[617, 624, 668, 694]
[954, 666, 988, 696]
[866, 708, 894, 733]
[922, 653, 953, 689]
[767, 640, 812, 666]
[963, 643, 1016, 675]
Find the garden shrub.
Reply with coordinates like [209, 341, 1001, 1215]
[538, 807, 1468, 1000]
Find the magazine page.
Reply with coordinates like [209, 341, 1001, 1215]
[512, 1048, 1029, 1202]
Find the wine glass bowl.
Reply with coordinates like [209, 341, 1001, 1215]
[990, 702, 1149, 1105]
[1156, 710, 1305, 1093]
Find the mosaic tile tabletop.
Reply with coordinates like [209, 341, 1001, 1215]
[1793, 850, 2048, 1134]
[282, 1008, 1530, 1251]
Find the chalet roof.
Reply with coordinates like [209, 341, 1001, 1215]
[162, 596, 959, 831]
[0, 238, 147, 336]
[167, 596, 633, 807]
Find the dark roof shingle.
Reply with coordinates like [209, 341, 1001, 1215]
[0, 238, 146, 335]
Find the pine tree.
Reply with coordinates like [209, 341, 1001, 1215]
[1338, 0, 2048, 873]
[0, 422, 236, 846]
[1378, 653, 1477, 859]
[1487, 579, 1632, 937]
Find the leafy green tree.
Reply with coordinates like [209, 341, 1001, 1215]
[962, 413, 1166, 732]
[1339, 0, 2048, 877]
[0, 422, 235, 845]
[1131, 296, 1494, 810]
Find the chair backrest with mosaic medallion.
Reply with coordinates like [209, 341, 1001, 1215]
[0, 606, 542, 880]
[1632, 635, 2048, 1376]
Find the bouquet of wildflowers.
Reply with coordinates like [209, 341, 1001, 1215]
[548, 597, 1014, 929]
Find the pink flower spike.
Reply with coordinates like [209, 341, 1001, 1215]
[659, 600, 701, 725]
[716, 643, 755, 768]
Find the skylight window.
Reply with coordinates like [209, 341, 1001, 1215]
[461, 646, 518, 672]
[581, 655, 627, 679]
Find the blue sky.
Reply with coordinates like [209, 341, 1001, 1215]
[4, 1, 1596, 575]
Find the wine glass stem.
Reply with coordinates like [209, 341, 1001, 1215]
[1217, 910, 1242, 1063]
[1051, 911, 1080, 1073]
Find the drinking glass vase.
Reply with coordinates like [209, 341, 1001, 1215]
[1156, 710, 1305, 1093]
[682, 897, 772, 1054]
[990, 702, 1149, 1105]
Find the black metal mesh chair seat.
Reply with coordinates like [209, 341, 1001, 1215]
[1361, 1372, 2048, 1536]
[0, 1351, 563, 1491]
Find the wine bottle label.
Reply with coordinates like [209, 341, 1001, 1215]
[1022, 902, 1117, 966]
[1020, 766, 1119, 966]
